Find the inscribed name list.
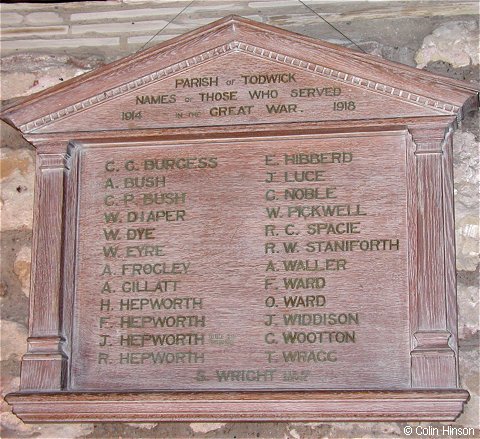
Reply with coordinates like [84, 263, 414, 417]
[71, 133, 410, 391]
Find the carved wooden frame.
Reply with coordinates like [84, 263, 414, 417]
[2, 15, 477, 422]
[4, 118, 470, 421]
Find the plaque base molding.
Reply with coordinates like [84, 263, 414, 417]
[6, 390, 469, 422]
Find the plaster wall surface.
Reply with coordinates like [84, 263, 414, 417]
[1, 1, 478, 438]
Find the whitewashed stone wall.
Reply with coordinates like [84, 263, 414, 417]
[1, 1, 478, 438]
[0, 1, 476, 56]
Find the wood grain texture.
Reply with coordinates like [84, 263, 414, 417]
[69, 131, 410, 392]
[20, 154, 68, 391]
[19, 49, 454, 134]
[19, 115, 456, 147]
[6, 390, 469, 422]
[441, 131, 460, 387]
[1, 16, 478, 132]
[1, 15, 478, 422]
[409, 125, 457, 388]
[62, 144, 81, 388]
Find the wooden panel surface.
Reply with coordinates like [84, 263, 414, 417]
[35, 51, 442, 134]
[70, 131, 410, 391]
[3, 16, 477, 133]
[6, 389, 470, 422]
[3, 14, 476, 423]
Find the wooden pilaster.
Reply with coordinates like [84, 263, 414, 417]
[409, 124, 457, 388]
[20, 153, 69, 390]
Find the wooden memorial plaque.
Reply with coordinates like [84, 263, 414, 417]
[2, 16, 478, 422]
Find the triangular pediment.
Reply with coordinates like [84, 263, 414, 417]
[1, 16, 477, 135]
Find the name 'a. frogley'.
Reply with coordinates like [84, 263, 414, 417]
[121, 262, 190, 275]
